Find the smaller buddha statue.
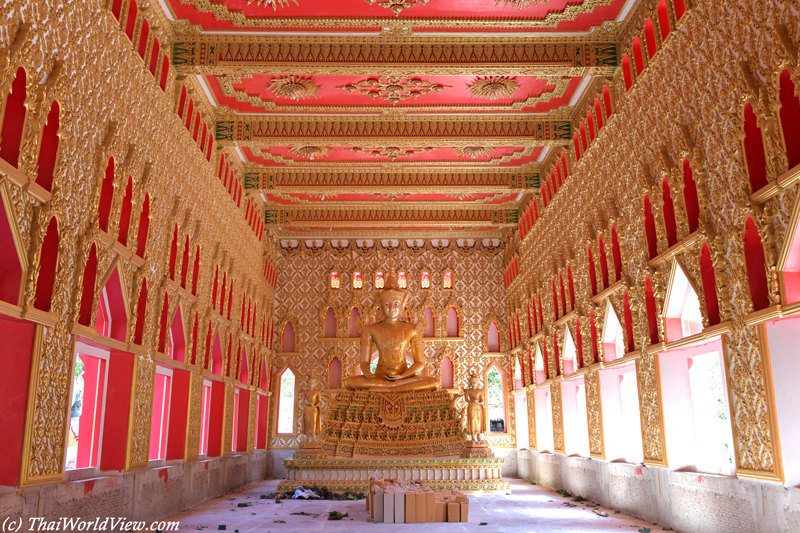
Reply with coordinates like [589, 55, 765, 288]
[344, 270, 438, 392]
[458, 372, 486, 441]
[300, 380, 322, 440]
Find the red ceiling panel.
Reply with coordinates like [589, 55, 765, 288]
[207, 75, 581, 114]
[166, 0, 627, 32]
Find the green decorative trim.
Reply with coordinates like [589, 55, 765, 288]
[244, 172, 260, 190]
[525, 174, 541, 189]
[593, 45, 618, 66]
[172, 42, 196, 67]
[553, 122, 572, 141]
[215, 121, 235, 142]
[264, 210, 279, 225]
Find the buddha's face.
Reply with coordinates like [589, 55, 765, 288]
[380, 294, 403, 320]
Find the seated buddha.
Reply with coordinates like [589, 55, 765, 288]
[344, 271, 438, 393]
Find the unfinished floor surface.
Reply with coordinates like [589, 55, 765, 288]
[166, 478, 669, 532]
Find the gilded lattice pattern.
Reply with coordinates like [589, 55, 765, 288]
[550, 377, 563, 452]
[526, 389, 536, 450]
[272, 240, 515, 449]
[584, 370, 603, 457]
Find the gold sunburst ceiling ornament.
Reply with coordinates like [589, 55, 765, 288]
[494, 0, 550, 9]
[338, 77, 451, 105]
[246, 0, 298, 9]
[290, 146, 331, 160]
[364, 0, 431, 16]
[351, 146, 434, 160]
[452, 146, 496, 159]
[267, 76, 321, 101]
[467, 76, 521, 100]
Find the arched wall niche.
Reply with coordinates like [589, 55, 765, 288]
[663, 260, 704, 343]
[33, 216, 59, 313]
[482, 310, 506, 353]
[321, 306, 337, 339]
[279, 316, 299, 353]
[168, 303, 187, 363]
[93, 261, 129, 343]
[347, 306, 362, 338]
[0, 184, 27, 307]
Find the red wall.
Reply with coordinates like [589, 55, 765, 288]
[0, 317, 36, 486]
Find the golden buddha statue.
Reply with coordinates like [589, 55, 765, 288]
[344, 271, 438, 392]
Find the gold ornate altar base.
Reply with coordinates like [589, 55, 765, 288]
[322, 390, 465, 458]
[276, 457, 510, 494]
[278, 390, 508, 493]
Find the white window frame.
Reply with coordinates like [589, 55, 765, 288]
[199, 379, 213, 457]
[64, 341, 111, 481]
[148, 365, 174, 465]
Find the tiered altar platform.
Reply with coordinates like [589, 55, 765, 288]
[277, 390, 509, 493]
[276, 456, 508, 493]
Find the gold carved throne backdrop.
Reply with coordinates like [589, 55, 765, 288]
[270, 241, 516, 450]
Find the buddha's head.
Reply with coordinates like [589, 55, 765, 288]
[378, 270, 407, 321]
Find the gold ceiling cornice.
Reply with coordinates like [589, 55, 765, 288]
[244, 166, 538, 192]
[272, 227, 506, 238]
[215, 115, 572, 145]
[172, 0, 619, 30]
[263, 204, 520, 227]
[263, 192, 516, 205]
[171, 34, 618, 76]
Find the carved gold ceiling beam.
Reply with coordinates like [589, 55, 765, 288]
[264, 205, 520, 227]
[215, 115, 572, 144]
[273, 228, 505, 238]
[244, 167, 540, 192]
[272, 227, 506, 238]
[172, 36, 618, 76]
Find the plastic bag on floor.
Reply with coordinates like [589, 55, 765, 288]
[293, 487, 321, 499]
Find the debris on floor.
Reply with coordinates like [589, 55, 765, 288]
[293, 487, 321, 499]
[265, 485, 365, 501]
[167, 478, 669, 531]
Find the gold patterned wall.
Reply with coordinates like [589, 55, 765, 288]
[2, 0, 276, 485]
[270, 239, 516, 449]
[507, 0, 799, 481]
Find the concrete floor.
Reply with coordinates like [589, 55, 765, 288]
[167, 478, 674, 532]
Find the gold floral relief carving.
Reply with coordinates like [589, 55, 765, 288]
[504, 0, 800, 475]
[337, 76, 451, 105]
[3, 0, 277, 482]
[550, 377, 563, 452]
[583, 370, 603, 457]
[267, 76, 321, 101]
[468, 76, 521, 100]
[527, 389, 536, 450]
